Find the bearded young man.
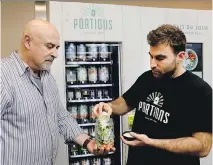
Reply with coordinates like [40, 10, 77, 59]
[93, 24, 212, 165]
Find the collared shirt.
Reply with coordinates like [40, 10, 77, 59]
[1, 51, 84, 165]
[23, 61, 44, 94]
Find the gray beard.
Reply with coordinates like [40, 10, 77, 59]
[41, 62, 52, 71]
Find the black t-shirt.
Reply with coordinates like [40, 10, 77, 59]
[123, 70, 212, 165]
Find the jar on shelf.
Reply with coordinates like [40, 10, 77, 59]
[89, 126, 95, 139]
[98, 66, 109, 83]
[67, 90, 74, 101]
[77, 44, 86, 61]
[80, 145, 89, 155]
[96, 89, 103, 99]
[88, 66, 98, 84]
[65, 43, 76, 62]
[81, 159, 90, 165]
[90, 158, 101, 165]
[82, 89, 90, 99]
[66, 70, 77, 85]
[89, 104, 96, 123]
[90, 89, 96, 99]
[77, 67, 87, 84]
[103, 89, 110, 98]
[69, 142, 79, 156]
[99, 44, 109, 61]
[70, 161, 81, 165]
[103, 157, 112, 165]
[75, 89, 82, 100]
[87, 44, 98, 61]
[78, 104, 89, 124]
[70, 161, 80, 165]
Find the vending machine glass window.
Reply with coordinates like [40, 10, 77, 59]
[65, 42, 122, 165]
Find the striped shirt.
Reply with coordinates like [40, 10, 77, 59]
[1, 51, 84, 165]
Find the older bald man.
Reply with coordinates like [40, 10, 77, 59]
[1, 19, 114, 165]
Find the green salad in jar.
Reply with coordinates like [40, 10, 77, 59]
[95, 112, 114, 148]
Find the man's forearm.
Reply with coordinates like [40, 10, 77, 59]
[74, 133, 90, 146]
[150, 137, 208, 157]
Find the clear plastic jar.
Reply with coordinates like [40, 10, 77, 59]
[98, 66, 109, 83]
[77, 44, 86, 61]
[103, 157, 112, 165]
[88, 66, 98, 83]
[99, 44, 109, 60]
[95, 112, 114, 148]
[66, 43, 76, 62]
[77, 67, 87, 84]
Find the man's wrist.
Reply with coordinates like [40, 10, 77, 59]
[83, 138, 91, 149]
[107, 102, 113, 113]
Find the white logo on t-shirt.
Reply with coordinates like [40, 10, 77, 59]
[146, 92, 164, 107]
[137, 92, 170, 124]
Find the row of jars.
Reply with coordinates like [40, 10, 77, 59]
[66, 66, 111, 85]
[70, 157, 113, 165]
[67, 88, 111, 101]
[69, 141, 90, 156]
[68, 104, 96, 124]
[66, 43, 111, 62]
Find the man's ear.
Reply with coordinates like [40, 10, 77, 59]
[176, 51, 185, 64]
[23, 35, 32, 50]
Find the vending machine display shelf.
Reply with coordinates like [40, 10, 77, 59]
[66, 61, 112, 66]
[67, 84, 113, 88]
[78, 123, 96, 127]
[68, 98, 113, 103]
[70, 152, 114, 158]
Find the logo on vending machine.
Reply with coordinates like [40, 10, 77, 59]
[73, 4, 113, 31]
[82, 4, 104, 17]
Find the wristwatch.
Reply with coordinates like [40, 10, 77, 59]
[83, 138, 91, 149]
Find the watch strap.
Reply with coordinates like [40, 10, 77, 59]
[83, 138, 91, 149]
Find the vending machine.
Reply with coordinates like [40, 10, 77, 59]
[64, 41, 122, 165]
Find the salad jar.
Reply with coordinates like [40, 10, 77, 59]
[95, 112, 114, 148]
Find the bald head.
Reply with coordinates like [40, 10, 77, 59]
[22, 19, 59, 43]
[20, 19, 60, 72]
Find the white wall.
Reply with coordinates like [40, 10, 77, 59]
[1, 2, 35, 58]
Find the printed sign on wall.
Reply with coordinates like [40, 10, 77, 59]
[62, 2, 123, 41]
[164, 9, 210, 41]
[183, 43, 203, 78]
[184, 43, 203, 71]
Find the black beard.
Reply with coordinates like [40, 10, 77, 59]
[162, 68, 176, 78]
[154, 66, 176, 80]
